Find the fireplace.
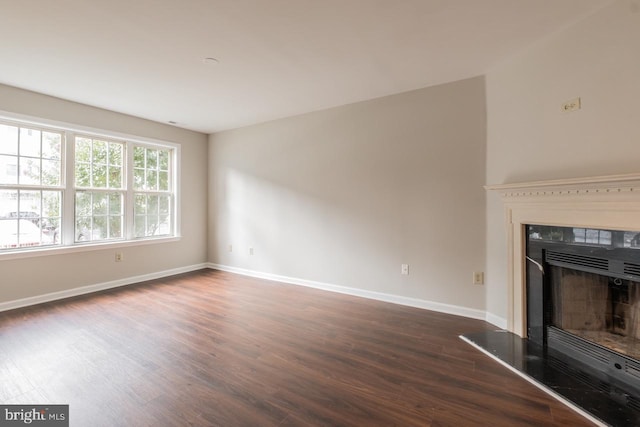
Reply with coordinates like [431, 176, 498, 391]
[485, 173, 640, 337]
[479, 173, 640, 424]
[526, 225, 640, 394]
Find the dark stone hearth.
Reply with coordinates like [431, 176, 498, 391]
[461, 330, 640, 427]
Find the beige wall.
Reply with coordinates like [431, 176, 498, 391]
[209, 77, 487, 311]
[485, 1, 640, 321]
[0, 84, 208, 304]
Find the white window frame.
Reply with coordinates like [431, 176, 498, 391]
[0, 110, 181, 261]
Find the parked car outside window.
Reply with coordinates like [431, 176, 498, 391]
[0, 219, 52, 249]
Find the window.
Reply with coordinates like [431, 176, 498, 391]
[0, 123, 62, 249]
[0, 116, 178, 254]
[75, 136, 125, 242]
[133, 146, 173, 238]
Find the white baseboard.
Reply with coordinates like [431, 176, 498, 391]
[2, 262, 507, 327]
[485, 312, 508, 329]
[0, 263, 208, 313]
[208, 263, 488, 322]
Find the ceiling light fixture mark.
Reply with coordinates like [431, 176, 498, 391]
[202, 57, 219, 66]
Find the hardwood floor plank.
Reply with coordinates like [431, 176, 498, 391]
[0, 269, 595, 426]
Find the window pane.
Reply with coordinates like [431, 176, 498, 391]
[147, 216, 159, 236]
[109, 216, 122, 239]
[76, 192, 91, 216]
[42, 159, 61, 186]
[75, 163, 90, 187]
[93, 140, 107, 164]
[43, 191, 61, 217]
[159, 215, 170, 235]
[109, 143, 122, 166]
[19, 157, 40, 185]
[133, 146, 145, 168]
[158, 150, 169, 171]
[17, 218, 43, 247]
[93, 164, 107, 188]
[159, 171, 169, 191]
[92, 193, 107, 215]
[20, 191, 40, 220]
[159, 196, 170, 215]
[109, 193, 122, 215]
[44, 217, 60, 230]
[134, 215, 145, 238]
[109, 166, 122, 189]
[19, 128, 40, 157]
[92, 216, 107, 240]
[146, 170, 158, 191]
[148, 195, 159, 215]
[134, 169, 144, 190]
[42, 132, 61, 160]
[75, 138, 91, 162]
[0, 190, 18, 215]
[76, 217, 92, 241]
[0, 219, 19, 248]
[0, 155, 18, 185]
[0, 124, 18, 155]
[42, 191, 61, 244]
[44, 218, 61, 244]
[134, 194, 146, 215]
[146, 149, 158, 169]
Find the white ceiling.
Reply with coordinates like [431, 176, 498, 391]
[0, 0, 610, 134]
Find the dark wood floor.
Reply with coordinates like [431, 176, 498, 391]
[0, 269, 593, 426]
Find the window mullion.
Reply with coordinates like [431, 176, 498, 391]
[125, 141, 134, 240]
[62, 131, 76, 245]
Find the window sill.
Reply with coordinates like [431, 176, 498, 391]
[0, 236, 181, 261]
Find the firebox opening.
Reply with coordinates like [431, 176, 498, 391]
[526, 224, 640, 399]
[550, 266, 640, 360]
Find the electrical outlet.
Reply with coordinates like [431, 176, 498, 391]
[249, 247, 254, 255]
[401, 264, 409, 275]
[115, 252, 123, 262]
[473, 272, 484, 285]
[562, 97, 581, 113]
[228, 244, 233, 253]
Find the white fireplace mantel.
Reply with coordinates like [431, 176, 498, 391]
[486, 173, 640, 337]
